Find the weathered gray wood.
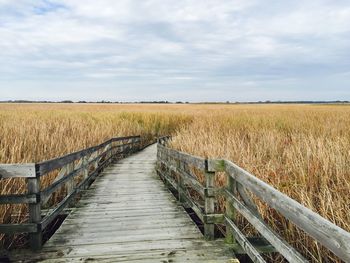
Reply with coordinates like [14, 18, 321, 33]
[159, 159, 205, 197]
[37, 136, 139, 175]
[225, 160, 350, 262]
[230, 237, 276, 254]
[225, 171, 237, 245]
[204, 164, 215, 240]
[226, 217, 266, 263]
[204, 213, 225, 224]
[41, 189, 78, 229]
[236, 183, 262, 219]
[207, 159, 226, 172]
[12, 144, 235, 262]
[158, 144, 206, 170]
[27, 176, 42, 250]
[0, 163, 36, 178]
[41, 164, 68, 205]
[65, 162, 75, 207]
[0, 223, 38, 234]
[225, 189, 307, 263]
[82, 154, 89, 189]
[0, 193, 37, 204]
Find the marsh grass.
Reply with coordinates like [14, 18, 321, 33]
[170, 104, 350, 262]
[0, 103, 349, 262]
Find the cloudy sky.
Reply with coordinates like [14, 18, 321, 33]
[0, 0, 349, 102]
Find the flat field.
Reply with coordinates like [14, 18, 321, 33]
[0, 103, 349, 262]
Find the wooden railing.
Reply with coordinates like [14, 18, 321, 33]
[156, 137, 350, 263]
[0, 135, 141, 250]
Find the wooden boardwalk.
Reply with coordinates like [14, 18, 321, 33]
[12, 144, 235, 262]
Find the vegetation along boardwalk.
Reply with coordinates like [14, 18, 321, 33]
[1, 135, 350, 262]
[7, 143, 236, 262]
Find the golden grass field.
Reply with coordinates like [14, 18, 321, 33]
[0, 103, 349, 262]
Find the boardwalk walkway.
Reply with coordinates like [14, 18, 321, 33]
[13, 144, 235, 262]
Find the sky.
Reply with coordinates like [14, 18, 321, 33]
[0, 0, 349, 102]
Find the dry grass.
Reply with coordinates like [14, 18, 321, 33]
[0, 103, 349, 262]
[170, 104, 350, 262]
[0, 103, 191, 248]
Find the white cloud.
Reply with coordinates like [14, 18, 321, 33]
[0, 0, 349, 101]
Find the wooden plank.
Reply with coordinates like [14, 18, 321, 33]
[225, 160, 350, 262]
[11, 240, 234, 262]
[159, 160, 205, 197]
[225, 217, 266, 263]
[204, 167, 215, 240]
[41, 189, 77, 229]
[236, 183, 262, 219]
[225, 172, 237, 245]
[207, 159, 226, 172]
[0, 163, 36, 178]
[225, 189, 307, 263]
[230, 237, 276, 254]
[65, 162, 75, 207]
[10, 143, 235, 262]
[158, 144, 206, 170]
[0, 193, 37, 204]
[27, 177, 42, 250]
[0, 223, 37, 234]
[37, 136, 139, 176]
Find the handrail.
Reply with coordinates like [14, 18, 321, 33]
[0, 135, 142, 250]
[37, 135, 140, 176]
[156, 138, 350, 263]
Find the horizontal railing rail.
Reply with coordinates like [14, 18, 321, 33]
[156, 138, 350, 263]
[0, 135, 142, 250]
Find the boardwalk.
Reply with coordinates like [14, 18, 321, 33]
[12, 144, 235, 262]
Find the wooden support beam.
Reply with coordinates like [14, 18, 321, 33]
[225, 172, 237, 245]
[0, 164, 36, 178]
[226, 217, 267, 263]
[204, 160, 215, 240]
[225, 189, 307, 263]
[27, 176, 42, 251]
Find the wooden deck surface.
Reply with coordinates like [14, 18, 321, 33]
[11, 144, 235, 262]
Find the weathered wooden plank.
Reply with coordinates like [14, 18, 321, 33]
[204, 167, 215, 240]
[236, 183, 262, 219]
[225, 189, 307, 263]
[230, 237, 276, 254]
[41, 189, 77, 229]
[37, 136, 139, 176]
[158, 144, 206, 170]
[0, 193, 37, 204]
[0, 163, 36, 178]
[225, 171, 237, 245]
[159, 159, 205, 197]
[0, 223, 37, 234]
[225, 217, 266, 263]
[203, 214, 224, 224]
[11, 240, 233, 262]
[28, 177, 42, 250]
[225, 160, 350, 262]
[207, 159, 226, 172]
[10, 143, 235, 262]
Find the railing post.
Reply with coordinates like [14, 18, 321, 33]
[28, 168, 42, 251]
[66, 162, 75, 207]
[137, 136, 141, 151]
[82, 155, 89, 189]
[225, 173, 237, 244]
[177, 160, 185, 203]
[204, 160, 215, 240]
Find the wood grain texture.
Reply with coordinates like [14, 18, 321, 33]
[224, 160, 350, 262]
[10, 144, 236, 262]
[0, 164, 36, 178]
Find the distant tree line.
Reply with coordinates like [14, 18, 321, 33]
[0, 100, 349, 104]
